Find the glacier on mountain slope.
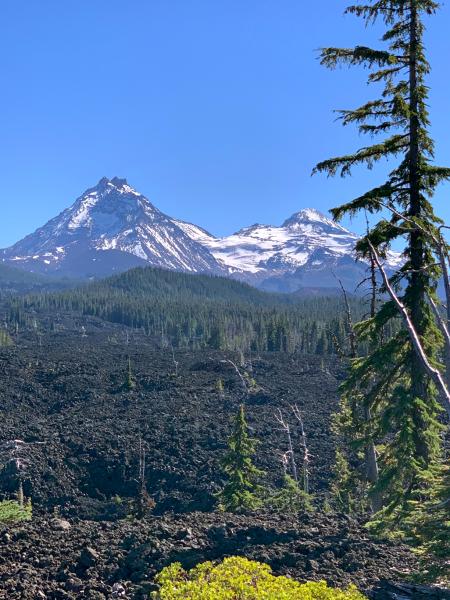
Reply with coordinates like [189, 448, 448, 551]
[178, 207, 401, 282]
[1, 177, 402, 290]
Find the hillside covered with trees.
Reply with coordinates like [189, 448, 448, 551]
[6, 266, 379, 355]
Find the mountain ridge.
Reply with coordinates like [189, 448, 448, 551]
[1, 177, 401, 291]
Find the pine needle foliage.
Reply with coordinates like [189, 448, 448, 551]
[314, 1, 450, 517]
[218, 405, 265, 512]
[0, 499, 32, 525]
[151, 556, 368, 599]
[268, 474, 314, 513]
[0, 329, 13, 347]
[330, 448, 361, 514]
[401, 463, 450, 583]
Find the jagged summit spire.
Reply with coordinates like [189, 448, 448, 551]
[110, 176, 128, 188]
[96, 176, 130, 189]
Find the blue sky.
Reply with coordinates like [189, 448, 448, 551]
[1, 1, 449, 247]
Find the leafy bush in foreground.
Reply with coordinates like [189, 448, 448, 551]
[0, 499, 32, 525]
[151, 556, 367, 599]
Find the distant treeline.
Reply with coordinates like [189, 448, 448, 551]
[7, 267, 394, 354]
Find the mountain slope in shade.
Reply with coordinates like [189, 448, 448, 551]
[1, 177, 223, 278]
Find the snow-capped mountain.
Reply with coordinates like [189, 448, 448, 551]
[181, 207, 401, 292]
[1, 177, 223, 278]
[201, 209, 360, 274]
[1, 177, 401, 291]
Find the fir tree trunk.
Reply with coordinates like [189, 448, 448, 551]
[445, 302, 450, 391]
[441, 245, 450, 389]
[408, 1, 430, 464]
[364, 405, 382, 512]
[366, 254, 381, 512]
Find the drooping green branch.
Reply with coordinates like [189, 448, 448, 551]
[320, 46, 398, 68]
[313, 135, 408, 177]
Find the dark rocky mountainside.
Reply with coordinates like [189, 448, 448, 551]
[0, 264, 70, 294]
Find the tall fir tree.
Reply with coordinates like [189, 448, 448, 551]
[314, 1, 450, 515]
[218, 405, 265, 512]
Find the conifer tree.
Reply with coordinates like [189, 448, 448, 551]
[0, 329, 12, 347]
[330, 448, 358, 514]
[125, 356, 135, 390]
[314, 1, 450, 515]
[407, 463, 449, 580]
[216, 378, 225, 397]
[218, 405, 265, 512]
[269, 475, 313, 513]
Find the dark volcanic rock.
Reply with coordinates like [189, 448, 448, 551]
[0, 511, 423, 599]
[0, 317, 343, 515]
[0, 312, 446, 599]
[371, 581, 450, 599]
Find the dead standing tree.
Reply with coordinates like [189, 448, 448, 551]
[274, 409, 298, 484]
[291, 404, 310, 495]
[135, 434, 154, 518]
[274, 405, 311, 494]
[0, 439, 45, 504]
[170, 345, 179, 378]
[220, 359, 249, 399]
[335, 272, 381, 512]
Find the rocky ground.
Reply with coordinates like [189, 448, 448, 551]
[0, 510, 438, 600]
[0, 314, 344, 515]
[0, 313, 448, 599]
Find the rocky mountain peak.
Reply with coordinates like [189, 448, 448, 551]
[110, 176, 128, 188]
[1, 178, 222, 278]
[282, 208, 351, 233]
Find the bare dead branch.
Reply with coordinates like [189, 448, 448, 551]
[278, 451, 290, 477]
[274, 408, 298, 483]
[221, 359, 248, 394]
[290, 404, 310, 494]
[368, 240, 450, 419]
[334, 274, 357, 359]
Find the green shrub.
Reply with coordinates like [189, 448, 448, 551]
[268, 475, 314, 513]
[0, 329, 13, 347]
[0, 499, 32, 525]
[151, 556, 368, 599]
